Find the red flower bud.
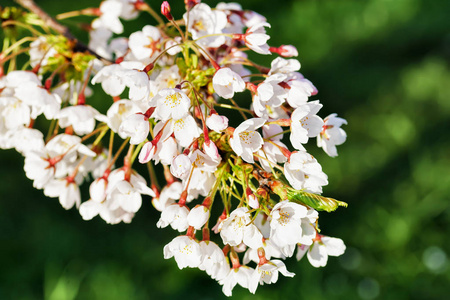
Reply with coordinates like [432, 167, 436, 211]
[161, 1, 173, 21]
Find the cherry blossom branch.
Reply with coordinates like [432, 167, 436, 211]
[13, 0, 112, 64]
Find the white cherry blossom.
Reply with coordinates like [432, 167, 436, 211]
[13, 128, 45, 155]
[219, 207, 263, 249]
[152, 88, 191, 121]
[104, 100, 141, 135]
[57, 105, 101, 135]
[269, 57, 301, 75]
[199, 241, 230, 281]
[203, 140, 221, 162]
[189, 149, 220, 173]
[153, 136, 178, 165]
[184, 3, 228, 48]
[229, 118, 265, 163]
[172, 115, 201, 147]
[44, 178, 81, 210]
[284, 151, 328, 194]
[290, 101, 324, 150]
[163, 236, 202, 269]
[243, 22, 271, 55]
[269, 200, 308, 249]
[152, 182, 182, 212]
[128, 25, 161, 61]
[23, 149, 56, 189]
[253, 74, 287, 118]
[170, 154, 192, 180]
[185, 168, 216, 201]
[243, 239, 285, 264]
[14, 83, 61, 119]
[0, 96, 30, 131]
[29, 36, 57, 68]
[106, 169, 155, 214]
[220, 266, 253, 297]
[118, 113, 149, 144]
[248, 259, 295, 293]
[91, 64, 127, 96]
[285, 76, 317, 108]
[92, 0, 124, 34]
[317, 113, 347, 157]
[298, 235, 346, 268]
[157, 204, 190, 232]
[213, 68, 246, 99]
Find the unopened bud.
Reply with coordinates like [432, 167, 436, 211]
[246, 187, 259, 209]
[269, 45, 298, 57]
[179, 190, 188, 206]
[44, 78, 52, 90]
[245, 82, 258, 93]
[202, 227, 210, 241]
[161, 1, 173, 21]
[278, 45, 298, 57]
[77, 93, 86, 105]
[143, 106, 155, 119]
[115, 56, 124, 64]
[143, 63, 154, 73]
[257, 247, 269, 265]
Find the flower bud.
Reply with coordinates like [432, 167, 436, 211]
[161, 1, 173, 21]
[278, 45, 298, 57]
[138, 141, 156, 163]
[203, 140, 221, 162]
[118, 113, 149, 144]
[206, 113, 229, 133]
[246, 187, 259, 209]
[269, 45, 299, 57]
[170, 154, 192, 179]
[187, 205, 210, 230]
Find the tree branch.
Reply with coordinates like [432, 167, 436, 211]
[14, 0, 112, 64]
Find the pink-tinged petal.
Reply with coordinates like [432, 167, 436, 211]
[307, 242, 328, 268]
[296, 244, 309, 261]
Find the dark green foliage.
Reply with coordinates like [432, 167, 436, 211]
[1, 0, 449, 299]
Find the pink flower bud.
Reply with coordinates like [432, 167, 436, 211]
[246, 187, 259, 209]
[206, 113, 229, 133]
[278, 45, 298, 57]
[161, 1, 173, 21]
[203, 140, 221, 162]
[138, 141, 156, 163]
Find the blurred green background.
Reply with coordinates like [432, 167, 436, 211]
[1, 0, 450, 299]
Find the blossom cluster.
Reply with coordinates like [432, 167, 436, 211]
[0, 0, 348, 296]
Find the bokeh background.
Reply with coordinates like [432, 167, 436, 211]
[1, 0, 450, 299]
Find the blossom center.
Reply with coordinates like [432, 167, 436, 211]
[239, 130, 256, 145]
[164, 93, 182, 108]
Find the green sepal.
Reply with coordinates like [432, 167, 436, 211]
[288, 190, 348, 212]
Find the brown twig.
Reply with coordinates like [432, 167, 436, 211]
[14, 0, 112, 64]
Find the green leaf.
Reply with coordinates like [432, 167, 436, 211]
[288, 190, 348, 212]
